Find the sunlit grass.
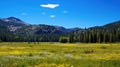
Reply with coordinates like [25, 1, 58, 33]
[0, 42, 120, 67]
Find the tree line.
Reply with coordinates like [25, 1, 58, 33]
[0, 27, 120, 43]
[69, 28, 120, 43]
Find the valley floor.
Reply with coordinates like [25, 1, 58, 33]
[0, 42, 120, 67]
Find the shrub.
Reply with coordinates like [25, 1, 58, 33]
[0, 39, 2, 43]
[28, 53, 33, 57]
[100, 46, 107, 49]
[84, 49, 94, 54]
[59, 37, 69, 43]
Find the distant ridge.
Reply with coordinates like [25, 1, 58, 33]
[0, 17, 29, 26]
[0, 17, 120, 42]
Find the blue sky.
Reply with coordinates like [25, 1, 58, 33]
[0, 0, 120, 28]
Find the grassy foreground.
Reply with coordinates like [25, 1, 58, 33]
[0, 42, 120, 67]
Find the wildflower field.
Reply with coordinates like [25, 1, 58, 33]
[0, 42, 120, 67]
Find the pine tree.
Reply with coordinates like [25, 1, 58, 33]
[69, 33, 74, 43]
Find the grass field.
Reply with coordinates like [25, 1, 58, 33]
[0, 42, 120, 67]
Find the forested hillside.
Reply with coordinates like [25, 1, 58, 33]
[0, 17, 120, 43]
[0, 17, 69, 42]
[69, 21, 120, 43]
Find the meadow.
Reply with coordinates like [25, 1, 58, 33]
[0, 42, 120, 67]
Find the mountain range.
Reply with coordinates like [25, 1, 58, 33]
[0, 17, 80, 34]
[0, 17, 120, 42]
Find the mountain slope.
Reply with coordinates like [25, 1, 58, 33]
[102, 21, 120, 30]
[0, 17, 120, 42]
[14, 24, 63, 36]
[0, 20, 14, 41]
[0, 17, 28, 26]
[0, 17, 29, 32]
[0, 17, 78, 33]
[89, 20, 120, 30]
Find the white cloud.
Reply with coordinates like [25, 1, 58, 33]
[50, 15, 55, 18]
[40, 4, 60, 9]
[41, 12, 46, 14]
[63, 11, 68, 13]
[22, 13, 27, 16]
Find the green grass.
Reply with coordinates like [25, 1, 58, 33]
[0, 42, 120, 67]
